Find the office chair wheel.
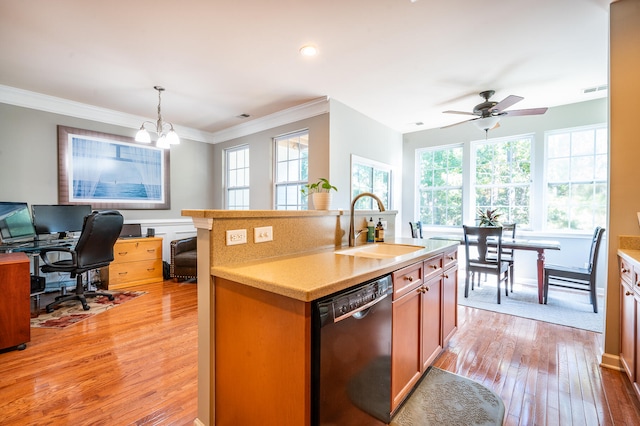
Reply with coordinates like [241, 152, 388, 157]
[82, 303, 90, 311]
[107, 294, 115, 301]
[46, 306, 55, 314]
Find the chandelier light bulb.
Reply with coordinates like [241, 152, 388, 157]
[135, 127, 151, 143]
[156, 134, 170, 149]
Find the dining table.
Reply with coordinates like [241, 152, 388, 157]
[429, 235, 561, 304]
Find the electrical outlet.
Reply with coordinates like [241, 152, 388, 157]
[254, 226, 273, 243]
[226, 229, 247, 246]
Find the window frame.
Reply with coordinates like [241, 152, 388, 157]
[274, 129, 309, 210]
[224, 145, 250, 210]
[350, 155, 393, 210]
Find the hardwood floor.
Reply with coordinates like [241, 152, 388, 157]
[1, 279, 639, 425]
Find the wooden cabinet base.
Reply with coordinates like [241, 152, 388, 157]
[0, 253, 30, 351]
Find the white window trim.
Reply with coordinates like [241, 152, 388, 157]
[225, 144, 250, 210]
[350, 154, 393, 210]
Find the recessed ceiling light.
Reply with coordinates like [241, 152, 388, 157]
[299, 44, 318, 57]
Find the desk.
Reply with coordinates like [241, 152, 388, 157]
[430, 236, 561, 304]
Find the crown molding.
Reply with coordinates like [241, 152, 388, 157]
[0, 84, 214, 143]
[0, 85, 330, 145]
[210, 96, 330, 143]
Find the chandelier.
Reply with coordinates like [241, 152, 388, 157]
[135, 86, 180, 149]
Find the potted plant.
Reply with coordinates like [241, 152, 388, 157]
[477, 208, 502, 226]
[301, 178, 337, 210]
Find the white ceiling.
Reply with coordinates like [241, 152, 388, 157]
[0, 0, 611, 137]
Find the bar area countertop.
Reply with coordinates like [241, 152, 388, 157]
[211, 237, 459, 301]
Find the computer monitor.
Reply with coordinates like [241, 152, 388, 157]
[31, 204, 92, 239]
[0, 202, 36, 244]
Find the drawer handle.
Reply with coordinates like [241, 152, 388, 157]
[147, 268, 155, 272]
[430, 265, 438, 269]
[447, 255, 455, 260]
[118, 251, 128, 256]
[147, 249, 156, 253]
[118, 272, 128, 276]
[626, 291, 633, 296]
[405, 276, 414, 282]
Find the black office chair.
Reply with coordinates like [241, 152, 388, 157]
[463, 225, 510, 304]
[40, 210, 124, 313]
[543, 227, 605, 313]
[409, 221, 423, 238]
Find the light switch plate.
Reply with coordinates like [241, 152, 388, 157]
[226, 229, 247, 245]
[254, 226, 273, 243]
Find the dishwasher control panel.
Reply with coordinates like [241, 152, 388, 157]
[329, 275, 392, 322]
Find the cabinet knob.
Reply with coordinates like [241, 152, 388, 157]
[406, 276, 414, 282]
[622, 268, 629, 273]
[430, 264, 438, 269]
[626, 291, 633, 296]
[443, 274, 449, 279]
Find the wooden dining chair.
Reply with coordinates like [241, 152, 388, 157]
[463, 225, 510, 304]
[543, 227, 605, 313]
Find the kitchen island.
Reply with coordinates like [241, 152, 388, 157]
[183, 209, 459, 426]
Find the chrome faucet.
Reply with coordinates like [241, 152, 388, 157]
[349, 192, 386, 247]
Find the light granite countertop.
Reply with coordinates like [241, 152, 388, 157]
[211, 237, 460, 302]
[618, 235, 640, 264]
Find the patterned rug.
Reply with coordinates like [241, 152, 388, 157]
[391, 367, 505, 426]
[30, 290, 145, 329]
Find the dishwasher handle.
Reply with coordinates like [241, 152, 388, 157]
[333, 292, 388, 323]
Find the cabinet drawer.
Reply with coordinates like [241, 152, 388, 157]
[443, 248, 458, 270]
[393, 262, 423, 299]
[620, 257, 633, 285]
[113, 239, 162, 263]
[109, 259, 163, 286]
[423, 254, 443, 281]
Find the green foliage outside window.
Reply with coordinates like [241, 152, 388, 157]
[417, 146, 463, 226]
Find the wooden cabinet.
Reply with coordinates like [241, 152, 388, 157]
[106, 237, 163, 289]
[390, 249, 458, 411]
[0, 253, 30, 351]
[619, 254, 640, 398]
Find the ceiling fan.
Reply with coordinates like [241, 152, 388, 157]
[441, 90, 548, 133]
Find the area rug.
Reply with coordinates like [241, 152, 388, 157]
[458, 278, 604, 333]
[30, 290, 145, 329]
[390, 367, 505, 426]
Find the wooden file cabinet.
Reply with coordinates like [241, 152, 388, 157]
[106, 237, 163, 289]
[0, 252, 30, 351]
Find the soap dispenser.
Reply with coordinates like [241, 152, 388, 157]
[367, 217, 375, 243]
[375, 218, 385, 242]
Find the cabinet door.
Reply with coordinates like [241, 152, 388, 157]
[620, 279, 636, 381]
[391, 286, 422, 411]
[421, 275, 442, 370]
[442, 265, 458, 346]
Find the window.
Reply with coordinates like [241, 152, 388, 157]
[473, 136, 532, 228]
[275, 130, 309, 210]
[545, 125, 608, 231]
[225, 146, 250, 210]
[416, 146, 463, 226]
[351, 156, 391, 210]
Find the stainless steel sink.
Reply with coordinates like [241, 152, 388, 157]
[335, 243, 424, 259]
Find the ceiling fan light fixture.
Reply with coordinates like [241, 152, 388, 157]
[473, 116, 500, 131]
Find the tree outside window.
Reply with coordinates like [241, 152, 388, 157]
[473, 137, 532, 228]
[351, 156, 391, 210]
[416, 146, 463, 226]
[546, 125, 607, 231]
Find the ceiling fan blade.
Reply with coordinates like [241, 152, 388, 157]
[490, 95, 524, 112]
[440, 118, 476, 129]
[502, 107, 548, 116]
[443, 110, 476, 116]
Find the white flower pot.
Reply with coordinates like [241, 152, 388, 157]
[312, 192, 332, 210]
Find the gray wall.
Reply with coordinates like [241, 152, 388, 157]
[0, 103, 216, 221]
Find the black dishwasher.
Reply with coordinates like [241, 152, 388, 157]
[311, 274, 393, 426]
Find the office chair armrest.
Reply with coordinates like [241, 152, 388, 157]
[39, 247, 77, 267]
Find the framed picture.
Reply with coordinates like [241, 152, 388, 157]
[57, 125, 170, 210]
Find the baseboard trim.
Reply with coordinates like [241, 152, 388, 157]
[193, 418, 206, 426]
[601, 352, 623, 371]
